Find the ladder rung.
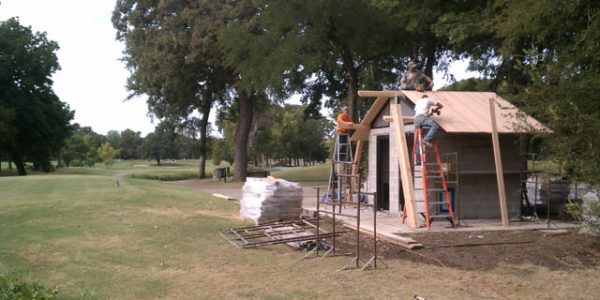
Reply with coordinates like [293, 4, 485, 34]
[429, 214, 453, 219]
[428, 201, 448, 205]
[414, 200, 447, 205]
[414, 175, 443, 179]
[414, 188, 446, 192]
[422, 188, 445, 192]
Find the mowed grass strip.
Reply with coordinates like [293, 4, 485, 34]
[0, 174, 380, 299]
[0, 175, 245, 299]
[270, 164, 330, 185]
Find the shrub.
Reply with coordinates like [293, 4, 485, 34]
[130, 172, 198, 181]
[0, 273, 59, 300]
[566, 192, 600, 237]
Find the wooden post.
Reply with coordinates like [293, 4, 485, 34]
[390, 103, 418, 228]
[489, 97, 509, 226]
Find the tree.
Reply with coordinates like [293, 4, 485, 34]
[106, 130, 120, 149]
[119, 129, 143, 159]
[0, 18, 74, 175]
[97, 143, 119, 169]
[139, 121, 177, 166]
[436, 0, 600, 186]
[218, 0, 405, 122]
[114, 0, 266, 181]
[61, 125, 99, 167]
[113, 0, 235, 179]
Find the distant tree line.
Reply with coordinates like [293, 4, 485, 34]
[59, 123, 206, 168]
[212, 104, 330, 168]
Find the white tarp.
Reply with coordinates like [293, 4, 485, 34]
[240, 177, 303, 224]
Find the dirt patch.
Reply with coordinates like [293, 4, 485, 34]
[170, 180, 245, 200]
[334, 227, 600, 271]
[132, 164, 149, 168]
[141, 207, 190, 218]
[141, 207, 243, 221]
[194, 210, 244, 221]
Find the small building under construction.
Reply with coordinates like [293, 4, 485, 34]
[352, 90, 549, 222]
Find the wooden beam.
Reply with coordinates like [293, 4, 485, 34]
[383, 115, 414, 123]
[350, 128, 369, 141]
[489, 97, 509, 227]
[390, 104, 418, 228]
[358, 90, 403, 98]
[339, 123, 368, 131]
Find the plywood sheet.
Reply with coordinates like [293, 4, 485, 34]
[401, 91, 551, 134]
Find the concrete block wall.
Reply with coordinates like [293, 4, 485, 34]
[457, 174, 522, 219]
[435, 132, 523, 174]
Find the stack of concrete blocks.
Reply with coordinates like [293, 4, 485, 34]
[240, 177, 303, 224]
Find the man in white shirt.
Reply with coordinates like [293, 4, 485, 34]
[414, 94, 443, 148]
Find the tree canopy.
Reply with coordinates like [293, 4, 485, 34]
[435, 0, 600, 185]
[110, 0, 600, 186]
[0, 18, 73, 175]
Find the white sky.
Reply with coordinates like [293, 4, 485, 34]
[1, 1, 477, 137]
[1, 0, 155, 136]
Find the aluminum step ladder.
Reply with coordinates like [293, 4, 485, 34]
[324, 133, 358, 212]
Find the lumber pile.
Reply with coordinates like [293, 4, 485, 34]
[240, 177, 303, 224]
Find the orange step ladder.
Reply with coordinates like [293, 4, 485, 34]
[402, 127, 456, 230]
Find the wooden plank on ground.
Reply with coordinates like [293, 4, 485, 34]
[343, 223, 423, 250]
[390, 103, 418, 228]
[489, 97, 509, 227]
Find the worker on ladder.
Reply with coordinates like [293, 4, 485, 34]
[414, 94, 443, 148]
[336, 106, 354, 161]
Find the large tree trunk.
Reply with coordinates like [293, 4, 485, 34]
[197, 100, 211, 179]
[341, 47, 359, 122]
[423, 42, 436, 79]
[11, 153, 26, 176]
[233, 90, 254, 181]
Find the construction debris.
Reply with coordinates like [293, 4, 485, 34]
[239, 177, 303, 224]
[220, 219, 343, 249]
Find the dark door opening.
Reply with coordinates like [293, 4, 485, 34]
[376, 136, 390, 211]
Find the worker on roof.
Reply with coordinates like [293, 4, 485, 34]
[336, 106, 353, 161]
[414, 94, 443, 148]
[400, 61, 433, 91]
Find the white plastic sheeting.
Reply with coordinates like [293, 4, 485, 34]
[240, 177, 303, 224]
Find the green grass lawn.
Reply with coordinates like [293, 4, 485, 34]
[0, 171, 379, 299]
[270, 163, 330, 185]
